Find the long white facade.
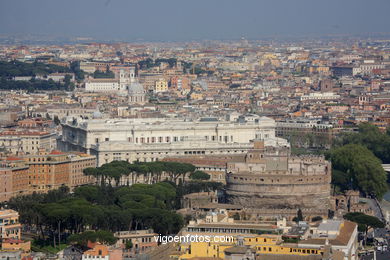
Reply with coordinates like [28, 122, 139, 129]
[59, 117, 288, 166]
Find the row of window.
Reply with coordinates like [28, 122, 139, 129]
[256, 246, 319, 254]
[232, 176, 324, 182]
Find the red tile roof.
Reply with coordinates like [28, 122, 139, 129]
[6, 156, 23, 161]
[49, 150, 64, 155]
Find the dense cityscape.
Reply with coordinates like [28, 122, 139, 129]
[1, 1, 390, 260]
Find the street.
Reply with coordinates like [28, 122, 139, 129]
[358, 198, 390, 259]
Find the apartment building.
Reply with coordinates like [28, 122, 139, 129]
[0, 157, 29, 202]
[0, 130, 57, 155]
[0, 209, 21, 240]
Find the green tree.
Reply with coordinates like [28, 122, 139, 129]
[296, 209, 304, 222]
[93, 70, 115, 79]
[340, 123, 390, 163]
[41, 203, 70, 247]
[53, 115, 60, 125]
[68, 230, 117, 246]
[189, 171, 210, 180]
[344, 212, 384, 245]
[311, 216, 323, 222]
[70, 61, 85, 81]
[329, 144, 388, 199]
[125, 240, 133, 249]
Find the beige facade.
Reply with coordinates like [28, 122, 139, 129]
[154, 78, 168, 92]
[115, 230, 158, 258]
[0, 209, 21, 240]
[0, 130, 57, 155]
[0, 157, 30, 202]
[68, 153, 97, 189]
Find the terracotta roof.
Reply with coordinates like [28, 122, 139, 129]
[299, 221, 357, 246]
[2, 238, 25, 243]
[0, 131, 50, 136]
[6, 156, 23, 161]
[50, 150, 64, 155]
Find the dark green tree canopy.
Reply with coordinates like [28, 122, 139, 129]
[343, 212, 385, 232]
[190, 171, 211, 180]
[68, 230, 117, 246]
[329, 144, 387, 199]
[339, 123, 390, 163]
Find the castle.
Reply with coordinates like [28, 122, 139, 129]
[226, 141, 332, 219]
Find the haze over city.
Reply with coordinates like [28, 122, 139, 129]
[1, 0, 390, 41]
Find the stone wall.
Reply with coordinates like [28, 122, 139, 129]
[225, 147, 332, 217]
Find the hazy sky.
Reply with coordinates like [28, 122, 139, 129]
[0, 0, 389, 41]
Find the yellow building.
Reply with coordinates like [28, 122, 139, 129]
[174, 210, 357, 260]
[155, 78, 168, 93]
[179, 241, 234, 259]
[189, 92, 204, 100]
[177, 235, 324, 259]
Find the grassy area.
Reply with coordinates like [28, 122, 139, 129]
[32, 240, 68, 254]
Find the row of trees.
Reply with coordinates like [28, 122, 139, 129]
[0, 60, 71, 78]
[0, 77, 74, 92]
[93, 69, 115, 79]
[68, 230, 117, 246]
[138, 58, 177, 69]
[6, 161, 222, 248]
[0, 60, 78, 92]
[6, 182, 183, 248]
[288, 131, 332, 150]
[83, 160, 197, 187]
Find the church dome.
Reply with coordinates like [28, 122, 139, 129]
[92, 111, 103, 119]
[128, 81, 145, 94]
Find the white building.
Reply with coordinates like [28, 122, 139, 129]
[302, 220, 358, 260]
[84, 78, 121, 93]
[353, 63, 386, 76]
[84, 67, 147, 102]
[300, 92, 340, 101]
[59, 117, 288, 166]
